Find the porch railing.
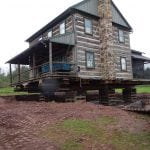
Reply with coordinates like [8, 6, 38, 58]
[11, 62, 76, 85]
[133, 73, 150, 80]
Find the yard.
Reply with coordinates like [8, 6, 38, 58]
[0, 97, 149, 150]
[0, 85, 150, 96]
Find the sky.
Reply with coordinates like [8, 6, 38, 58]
[0, 0, 150, 72]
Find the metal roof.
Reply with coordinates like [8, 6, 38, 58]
[132, 50, 143, 55]
[26, 0, 132, 42]
[132, 54, 150, 63]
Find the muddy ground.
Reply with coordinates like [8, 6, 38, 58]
[0, 97, 149, 150]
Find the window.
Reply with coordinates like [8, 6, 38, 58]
[86, 51, 95, 68]
[120, 57, 127, 71]
[48, 31, 52, 38]
[84, 18, 92, 34]
[60, 22, 65, 34]
[118, 30, 125, 43]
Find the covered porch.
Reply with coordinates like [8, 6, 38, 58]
[7, 33, 77, 85]
[132, 50, 150, 79]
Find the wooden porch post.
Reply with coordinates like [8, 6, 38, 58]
[9, 63, 12, 85]
[18, 64, 21, 83]
[33, 53, 36, 78]
[49, 42, 53, 75]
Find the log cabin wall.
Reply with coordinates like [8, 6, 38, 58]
[74, 13, 102, 79]
[28, 15, 75, 67]
[112, 25, 133, 80]
[74, 12, 133, 80]
[29, 15, 74, 47]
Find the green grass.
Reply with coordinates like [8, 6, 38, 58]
[62, 140, 82, 150]
[42, 116, 150, 150]
[116, 85, 150, 94]
[136, 85, 150, 93]
[0, 87, 28, 96]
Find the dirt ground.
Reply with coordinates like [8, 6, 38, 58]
[0, 97, 149, 150]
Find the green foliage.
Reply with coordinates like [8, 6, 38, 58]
[0, 68, 9, 87]
[144, 68, 150, 79]
[0, 66, 29, 88]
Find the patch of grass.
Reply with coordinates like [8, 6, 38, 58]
[41, 116, 150, 150]
[135, 114, 150, 122]
[96, 116, 117, 126]
[111, 131, 150, 150]
[62, 140, 82, 150]
[62, 119, 97, 135]
[0, 87, 28, 96]
[136, 85, 150, 94]
[116, 85, 150, 94]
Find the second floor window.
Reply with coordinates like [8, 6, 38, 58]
[60, 22, 65, 35]
[48, 31, 52, 38]
[120, 57, 127, 71]
[84, 19, 92, 34]
[118, 30, 125, 43]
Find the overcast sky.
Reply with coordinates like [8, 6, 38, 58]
[0, 0, 150, 72]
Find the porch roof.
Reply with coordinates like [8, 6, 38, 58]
[132, 54, 150, 63]
[6, 42, 47, 65]
[6, 33, 75, 65]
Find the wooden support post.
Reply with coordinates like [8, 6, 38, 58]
[123, 87, 137, 103]
[49, 42, 53, 75]
[18, 64, 21, 83]
[99, 85, 116, 105]
[9, 63, 12, 85]
[32, 53, 36, 78]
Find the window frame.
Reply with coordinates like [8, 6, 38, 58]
[85, 51, 95, 69]
[84, 18, 93, 35]
[59, 21, 66, 35]
[118, 29, 125, 43]
[120, 57, 127, 72]
[48, 30, 52, 38]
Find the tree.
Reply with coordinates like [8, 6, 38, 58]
[0, 68, 9, 88]
[144, 67, 150, 79]
[0, 65, 29, 88]
[8, 65, 29, 84]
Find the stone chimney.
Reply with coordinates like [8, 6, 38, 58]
[98, 0, 116, 80]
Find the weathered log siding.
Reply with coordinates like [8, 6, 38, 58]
[113, 26, 133, 79]
[29, 16, 73, 47]
[74, 13, 102, 79]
